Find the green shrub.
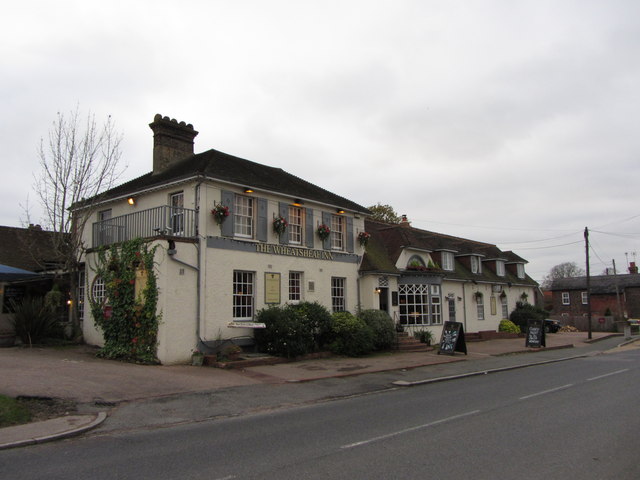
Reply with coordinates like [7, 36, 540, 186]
[289, 301, 333, 350]
[254, 305, 316, 358]
[10, 296, 59, 346]
[498, 319, 521, 334]
[328, 312, 375, 357]
[358, 309, 396, 350]
[413, 328, 435, 345]
[509, 301, 547, 332]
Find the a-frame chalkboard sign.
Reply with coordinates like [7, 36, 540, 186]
[525, 318, 546, 348]
[438, 321, 467, 355]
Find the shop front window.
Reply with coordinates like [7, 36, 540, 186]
[398, 284, 442, 325]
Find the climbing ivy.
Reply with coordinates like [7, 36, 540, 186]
[89, 238, 160, 364]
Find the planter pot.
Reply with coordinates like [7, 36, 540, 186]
[0, 334, 16, 348]
[191, 354, 204, 366]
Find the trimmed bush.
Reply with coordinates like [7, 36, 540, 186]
[289, 301, 333, 350]
[509, 301, 547, 332]
[254, 305, 316, 358]
[498, 319, 521, 334]
[328, 312, 375, 357]
[358, 309, 396, 350]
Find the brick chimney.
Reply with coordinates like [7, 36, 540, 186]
[630, 262, 638, 274]
[149, 114, 199, 175]
[400, 214, 411, 226]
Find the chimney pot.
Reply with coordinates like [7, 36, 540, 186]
[149, 114, 199, 175]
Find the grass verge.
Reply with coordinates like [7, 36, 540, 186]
[0, 394, 31, 428]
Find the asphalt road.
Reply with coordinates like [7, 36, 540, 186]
[2, 347, 639, 480]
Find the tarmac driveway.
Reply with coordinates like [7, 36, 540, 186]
[0, 345, 259, 404]
[0, 332, 615, 405]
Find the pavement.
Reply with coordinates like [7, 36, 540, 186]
[0, 331, 635, 450]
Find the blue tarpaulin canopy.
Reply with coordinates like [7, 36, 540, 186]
[0, 264, 37, 282]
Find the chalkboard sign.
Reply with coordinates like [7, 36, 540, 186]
[526, 319, 545, 348]
[438, 321, 467, 355]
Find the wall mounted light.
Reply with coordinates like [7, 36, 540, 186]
[127, 197, 136, 205]
[374, 288, 382, 294]
[336, 208, 345, 214]
[292, 199, 304, 207]
[244, 188, 254, 193]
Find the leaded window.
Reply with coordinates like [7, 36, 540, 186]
[289, 272, 302, 302]
[330, 215, 345, 250]
[233, 271, 254, 320]
[288, 206, 303, 245]
[331, 277, 346, 312]
[234, 195, 253, 238]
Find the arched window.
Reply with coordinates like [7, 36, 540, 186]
[407, 255, 426, 269]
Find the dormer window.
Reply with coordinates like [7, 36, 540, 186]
[517, 263, 525, 279]
[442, 251, 454, 271]
[470, 256, 482, 274]
[496, 260, 505, 277]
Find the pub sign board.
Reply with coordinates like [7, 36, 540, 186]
[526, 319, 545, 348]
[438, 321, 467, 355]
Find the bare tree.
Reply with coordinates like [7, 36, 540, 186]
[34, 107, 124, 337]
[541, 261, 586, 289]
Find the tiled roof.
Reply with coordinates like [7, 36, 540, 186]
[550, 274, 640, 294]
[361, 219, 537, 286]
[79, 148, 370, 214]
[0, 226, 65, 273]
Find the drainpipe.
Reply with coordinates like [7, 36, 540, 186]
[462, 282, 468, 331]
[194, 181, 203, 342]
[167, 180, 203, 348]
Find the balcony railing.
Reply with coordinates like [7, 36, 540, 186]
[92, 206, 197, 248]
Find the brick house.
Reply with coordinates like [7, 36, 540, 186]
[549, 267, 640, 326]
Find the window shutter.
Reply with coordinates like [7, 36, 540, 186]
[220, 190, 234, 237]
[257, 197, 268, 242]
[346, 216, 354, 253]
[305, 208, 314, 248]
[278, 202, 289, 245]
[322, 212, 331, 250]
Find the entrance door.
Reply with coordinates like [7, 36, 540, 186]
[378, 287, 389, 312]
[448, 298, 456, 321]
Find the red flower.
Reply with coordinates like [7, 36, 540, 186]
[132, 337, 138, 344]
[129, 279, 135, 285]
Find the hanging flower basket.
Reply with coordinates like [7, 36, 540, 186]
[211, 203, 230, 225]
[317, 224, 331, 241]
[273, 215, 288, 235]
[358, 231, 371, 246]
[474, 291, 483, 301]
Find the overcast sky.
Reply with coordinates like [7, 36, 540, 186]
[2, 0, 639, 283]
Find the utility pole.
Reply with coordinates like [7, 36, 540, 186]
[613, 259, 623, 321]
[585, 227, 592, 339]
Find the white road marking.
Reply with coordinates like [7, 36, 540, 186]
[341, 410, 481, 449]
[587, 369, 629, 381]
[519, 384, 573, 400]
